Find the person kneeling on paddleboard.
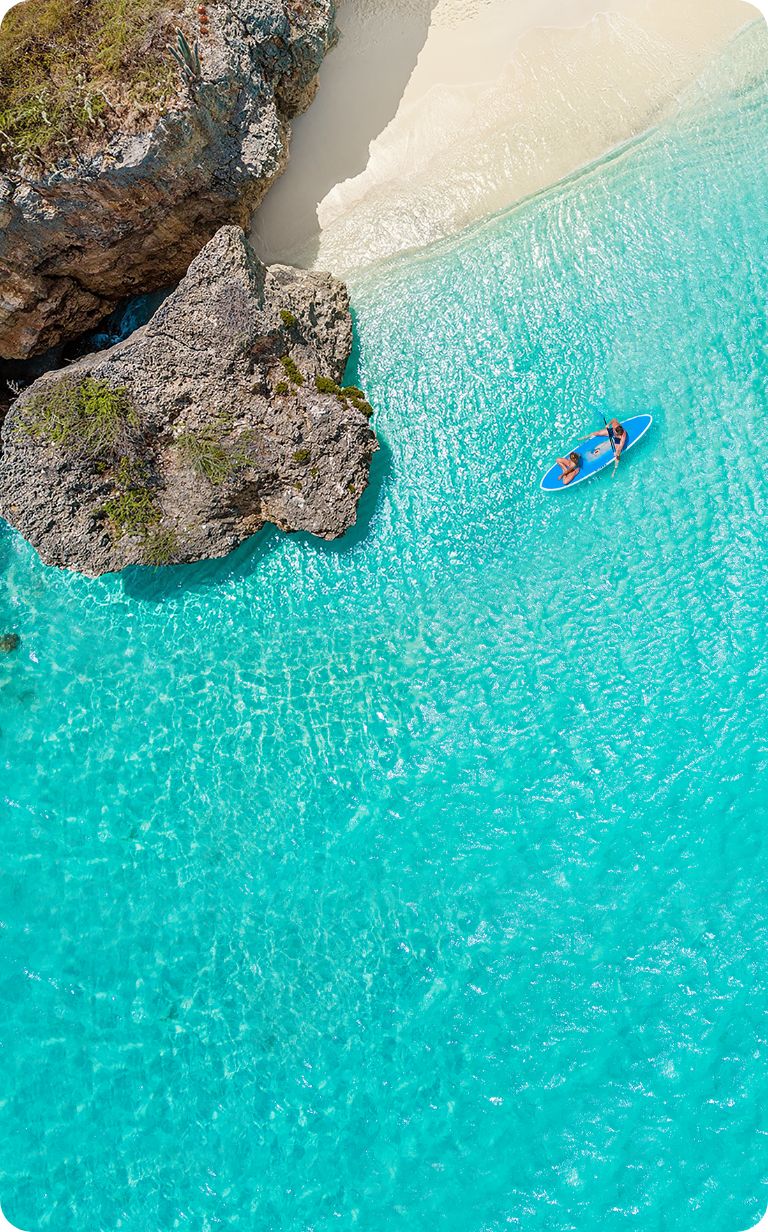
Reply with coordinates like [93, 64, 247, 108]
[556, 451, 582, 485]
[587, 418, 628, 459]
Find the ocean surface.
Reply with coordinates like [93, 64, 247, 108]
[2, 22, 768, 1231]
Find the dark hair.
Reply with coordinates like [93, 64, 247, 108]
[569, 451, 581, 465]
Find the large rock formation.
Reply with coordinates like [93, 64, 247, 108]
[0, 226, 378, 575]
[0, 0, 338, 360]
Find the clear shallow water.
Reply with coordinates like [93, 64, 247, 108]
[2, 24, 768, 1231]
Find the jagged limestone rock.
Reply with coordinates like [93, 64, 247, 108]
[0, 226, 378, 575]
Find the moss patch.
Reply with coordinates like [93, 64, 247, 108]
[0, 0, 182, 169]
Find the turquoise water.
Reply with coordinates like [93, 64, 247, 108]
[2, 24, 768, 1231]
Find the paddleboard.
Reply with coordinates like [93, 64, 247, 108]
[540, 414, 653, 492]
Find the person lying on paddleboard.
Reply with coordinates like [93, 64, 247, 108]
[556, 451, 582, 485]
[586, 418, 628, 460]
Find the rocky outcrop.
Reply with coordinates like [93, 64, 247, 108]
[0, 226, 378, 575]
[0, 0, 338, 360]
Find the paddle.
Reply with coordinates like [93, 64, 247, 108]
[602, 413, 620, 477]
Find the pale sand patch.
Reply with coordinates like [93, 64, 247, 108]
[251, 0, 760, 274]
[251, 0, 440, 267]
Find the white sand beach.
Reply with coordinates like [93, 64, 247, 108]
[251, 0, 760, 274]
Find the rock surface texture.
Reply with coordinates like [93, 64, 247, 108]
[0, 226, 378, 575]
[0, 0, 338, 360]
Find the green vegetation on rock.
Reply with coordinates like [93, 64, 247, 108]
[280, 355, 303, 386]
[167, 29, 201, 90]
[142, 526, 179, 566]
[315, 376, 341, 395]
[21, 381, 171, 551]
[99, 458, 179, 563]
[342, 385, 374, 419]
[313, 376, 375, 420]
[21, 377, 139, 458]
[0, 0, 181, 168]
[176, 428, 252, 485]
[101, 457, 159, 537]
[279, 309, 298, 329]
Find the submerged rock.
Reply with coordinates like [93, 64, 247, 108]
[0, 226, 378, 576]
[0, 0, 338, 360]
[0, 632, 20, 653]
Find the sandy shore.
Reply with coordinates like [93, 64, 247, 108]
[251, 0, 759, 274]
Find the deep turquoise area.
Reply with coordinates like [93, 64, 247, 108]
[2, 24, 768, 1231]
